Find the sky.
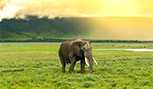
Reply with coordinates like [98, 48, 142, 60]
[0, 0, 153, 20]
[87, 17, 153, 40]
[0, 0, 153, 40]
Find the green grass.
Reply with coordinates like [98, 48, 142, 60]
[0, 43, 153, 89]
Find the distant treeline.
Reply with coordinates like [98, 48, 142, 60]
[0, 38, 153, 43]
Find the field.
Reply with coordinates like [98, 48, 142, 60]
[0, 42, 153, 89]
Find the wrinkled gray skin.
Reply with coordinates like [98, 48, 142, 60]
[59, 39, 93, 73]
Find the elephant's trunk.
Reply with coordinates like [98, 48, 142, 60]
[88, 57, 93, 73]
[84, 51, 98, 73]
[84, 51, 93, 73]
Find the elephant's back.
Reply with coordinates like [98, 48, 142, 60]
[59, 40, 73, 52]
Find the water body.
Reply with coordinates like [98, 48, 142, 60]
[93, 49, 153, 52]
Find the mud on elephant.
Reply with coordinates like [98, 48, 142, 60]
[59, 39, 98, 73]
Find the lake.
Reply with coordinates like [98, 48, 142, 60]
[93, 49, 153, 52]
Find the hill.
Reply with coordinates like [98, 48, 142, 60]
[0, 16, 92, 41]
[0, 16, 153, 42]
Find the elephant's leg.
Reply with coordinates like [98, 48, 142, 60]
[59, 56, 66, 73]
[80, 58, 85, 73]
[69, 59, 77, 73]
[62, 62, 66, 73]
[71, 62, 76, 72]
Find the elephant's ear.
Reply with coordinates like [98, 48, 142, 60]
[88, 41, 91, 44]
[71, 42, 83, 57]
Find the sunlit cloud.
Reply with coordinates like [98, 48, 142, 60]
[0, 0, 153, 21]
[0, 5, 23, 21]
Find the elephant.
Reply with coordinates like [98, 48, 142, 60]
[59, 39, 98, 73]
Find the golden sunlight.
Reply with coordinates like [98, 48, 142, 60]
[0, 0, 153, 20]
[99, 0, 153, 17]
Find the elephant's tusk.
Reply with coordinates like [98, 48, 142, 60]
[85, 57, 89, 66]
[92, 57, 98, 65]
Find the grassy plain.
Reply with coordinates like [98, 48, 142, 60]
[0, 42, 153, 89]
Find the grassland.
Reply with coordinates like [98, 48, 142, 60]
[0, 42, 153, 89]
